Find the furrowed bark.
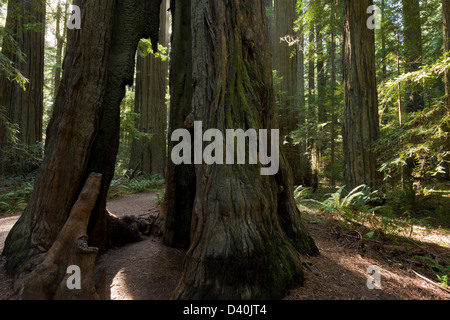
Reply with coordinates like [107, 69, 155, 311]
[172, 0, 318, 300]
[343, 0, 381, 190]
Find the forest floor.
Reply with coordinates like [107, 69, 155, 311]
[0, 191, 449, 300]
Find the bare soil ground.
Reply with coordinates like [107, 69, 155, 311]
[1, 192, 449, 300]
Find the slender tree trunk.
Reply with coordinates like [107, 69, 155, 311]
[381, 0, 387, 82]
[330, 1, 337, 187]
[316, 18, 326, 173]
[54, 0, 67, 100]
[308, 27, 318, 191]
[343, 0, 381, 190]
[0, 0, 45, 174]
[129, 0, 169, 176]
[172, 0, 318, 300]
[3, 0, 162, 284]
[297, 29, 312, 187]
[160, 0, 196, 249]
[443, 0, 450, 180]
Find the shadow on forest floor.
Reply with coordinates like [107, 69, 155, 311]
[1, 191, 449, 300]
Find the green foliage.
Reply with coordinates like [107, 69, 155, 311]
[107, 171, 165, 199]
[0, 26, 28, 88]
[0, 106, 44, 175]
[0, 173, 35, 214]
[138, 39, 168, 61]
[155, 189, 165, 205]
[376, 54, 450, 184]
[115, 88, 153, 173]
[384, 184, 450, 228]
[321, 185, 384, 217]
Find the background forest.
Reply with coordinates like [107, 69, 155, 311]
[0, 0, 449, 292]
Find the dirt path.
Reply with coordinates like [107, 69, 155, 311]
[1, 192, 449, 300]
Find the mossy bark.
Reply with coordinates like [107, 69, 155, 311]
[172, 0, 318, 300]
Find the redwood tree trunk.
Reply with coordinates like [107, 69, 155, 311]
[129, 0, 169, 177]
[343, 0, 381, 190]
[273, 0, 305, 187]
[172, 0, 318, 300]
[160, 0, 196, 249]
[403, 0, 424, 113]
[0, 0, 45, 174]
[3, 0, 162, 282]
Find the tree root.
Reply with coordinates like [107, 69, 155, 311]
[17, 173, 104, 300]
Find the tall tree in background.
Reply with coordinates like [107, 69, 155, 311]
[402, 0, 424, 113]
[443, 0, 450, 180]
[172, 0, 318, 299]
[296, 11, 312, 188]
[0, 0, 45, 173]
[273, 0, 305, 187]
[343, 0, 380, 190]
[53, 0, 67, 100]
[129, 0, 169, 177]
[161, 0, 195, 249]
[329, 0, 339, 187]
[316, 6, 326, 173]
[307, 24, 319, 190]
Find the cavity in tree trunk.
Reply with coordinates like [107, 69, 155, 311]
[129, 0, 169, 177]
[3, 0, 162, 290]
[172, 0, 318, 300]
[0, 0, 45, 174]
[343, 0, 381, 190]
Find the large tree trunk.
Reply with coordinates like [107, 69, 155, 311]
[129, 0, 169, 177]
[172, 0, 318, 300]
[160, 0, 196, 249]
[3, 0, 162, 287]
[0, 0, 45, 174]
[343, 0, 381, 190]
